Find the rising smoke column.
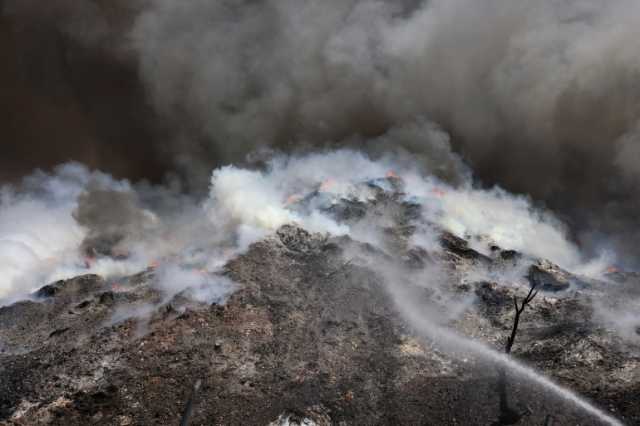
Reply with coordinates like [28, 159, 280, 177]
[131, 0, 640, 266]
[0, 164, 123, 301]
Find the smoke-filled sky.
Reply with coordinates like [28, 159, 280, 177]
[2, 0, 640, 264]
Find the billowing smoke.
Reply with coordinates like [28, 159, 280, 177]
[130, 0, 640, 265]
[73, 180, 156, 257]
[0, 144, 600, 304]
[0, 164, 122, 301]
[0, 163, 228, 304]
[4, 0, 640, 262]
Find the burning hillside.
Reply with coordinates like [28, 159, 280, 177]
[1, 153, 639, 425]
[2, 0, 640, 425]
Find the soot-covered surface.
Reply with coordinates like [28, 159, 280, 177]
[1, 221, 639, 425]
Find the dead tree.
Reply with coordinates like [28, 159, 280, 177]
[494, 283, 538, 425]
[505, 283, 538, 354]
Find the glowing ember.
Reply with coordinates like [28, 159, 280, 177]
[112, 248, 130, 259]
[386, 170, 400, 179]
[432, 188, 446, 197]
[84, 256, 96, 269]
[319, 178, 336, 192]
[285, 194, 303, 206]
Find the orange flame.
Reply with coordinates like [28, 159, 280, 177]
[84, 256, 95, 269]
[386, 170, 399, 179]
[319, 178, 336, 192]
[285, 194, 303, 206]
[607, 266, 619, 273]
[432, 187, 446, 197]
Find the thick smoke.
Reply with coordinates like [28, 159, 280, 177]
[73, 181, 156, 257]
[4, 0, 639, 262]
[131, 0, 640, 266]
[0, 163, 228, 304]
[0, 164, 121, 301]
[0, 145, 600, 304]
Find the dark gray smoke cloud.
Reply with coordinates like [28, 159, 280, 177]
[73, 180, 153, 257]
[130, 0, 640, 266]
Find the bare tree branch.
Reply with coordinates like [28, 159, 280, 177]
[494, 282, 540, 425]
[505, 282, 538, 355]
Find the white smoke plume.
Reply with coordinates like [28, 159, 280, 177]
[0, 163, 227, 304]
[0, 163, 122, 302]
[0, 145, 603, 305]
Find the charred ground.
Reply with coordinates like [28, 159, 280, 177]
[1, 211, 639, 425]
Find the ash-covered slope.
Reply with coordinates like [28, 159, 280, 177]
[1, 213, 639, 425]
